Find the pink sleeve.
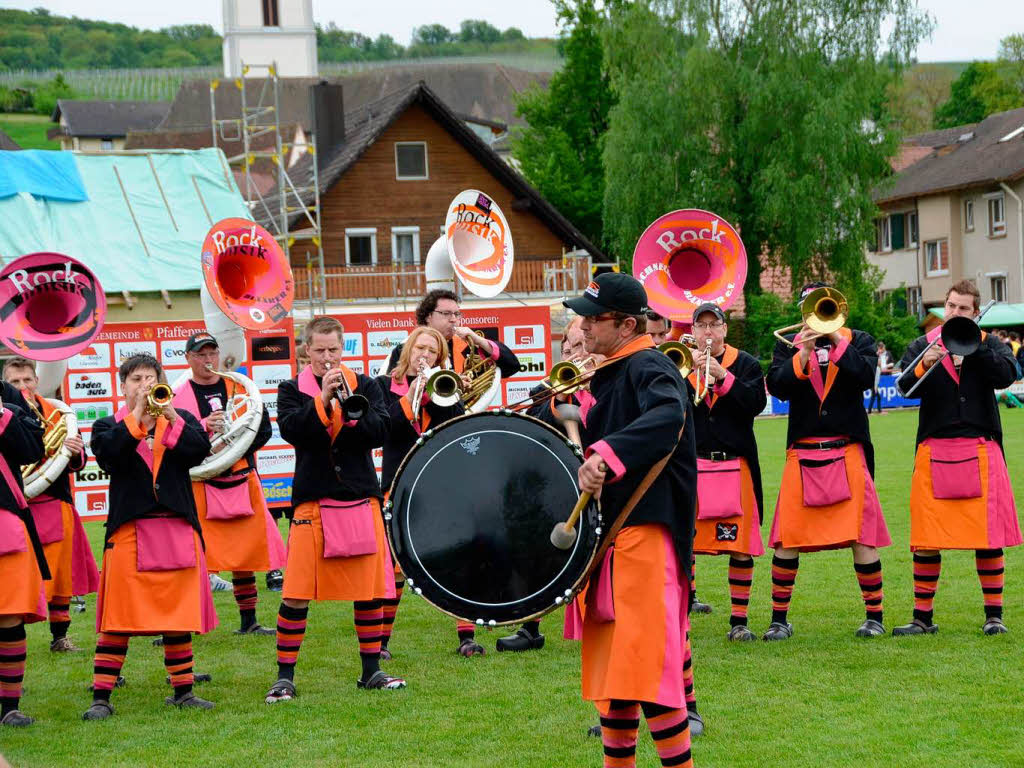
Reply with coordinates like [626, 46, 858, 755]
[161, 415, 186, 449]
[585, 439, 627, 482]
[0, 408, 12, 437]
[829, 336, 851, 363]
[483, 339, 500, 361]
[716, 371, 736, 397]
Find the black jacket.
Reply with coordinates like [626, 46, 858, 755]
[91, 409, 211, 543]
[183, 378, 272, 473]
[0, 385, 47, 577]
[32, 393, 86, 504]
[386, 335, 522, 379]
[577, 342, 696, 571]
[897, 332, 1017, 447]
[767, 330, 877, 474]
[690, 346, 767, 518]
[375, 374, 465, 491]
[277, 373, 389, 506]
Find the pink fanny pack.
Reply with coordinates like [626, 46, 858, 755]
[135, 517, 197, 572]
[0, 509, 28, 557]
[696, 458, 742, 519]
[796, 447, 852, 507]
[30, 497, 65, 545]
[928, 438, 983, 500]
[319, 498, 377, 558]
[585, 548, 616, 623]
[204, 474, 254, 521]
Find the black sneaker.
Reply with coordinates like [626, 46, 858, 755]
[456, 638, 485, 657]
[727, 624, 756, 642]
[152, 636, 164, 647]
[82, 700, 114, 721]
[265, 678, 297, 704]
[762, 621, 793, 641]
[1, 709, 34, 727]
[691, 598, 713, 614]
[495, 628, 546, 652]
[165, 691, 214, 709]
[266, 569, 284, 592]
[357, 670, 407, 690]
[688, 709, 704, 737]
[587, 723, 602, 737]
[234, 622, 276, 636]
[855, 619, 886, 638]
[892, 618, 938, 636]
[983, 617, 1008, 635]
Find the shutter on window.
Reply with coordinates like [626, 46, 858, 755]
[891, 214, 905, 250]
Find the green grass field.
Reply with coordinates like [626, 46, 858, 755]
[0, 114, 59, 151]
[2, 409, 1023, 767]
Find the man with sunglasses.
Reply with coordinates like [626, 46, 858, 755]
[385, 289, 521, 381]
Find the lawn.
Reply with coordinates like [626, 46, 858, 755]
[2, 409, 1023, 767]
[0, 114, 60, 151]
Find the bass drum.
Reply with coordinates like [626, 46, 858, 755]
[385, 410, 601, 626]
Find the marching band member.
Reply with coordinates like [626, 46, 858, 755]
[83, 354, 215, 721]
[172, 333, 285, 636]
[3, 357, 99, 653]
[264, 316, 403, 704]
[0, 381, 45, 727]
[564, 273, 696, 768]
[374, 327, 471, 657]
[385, 289, 522, 380]
[764, 282, 891, 640]
[644, 310, 671, 345]
[688, 304, 767, 642]
[894, 280, 1021, 636]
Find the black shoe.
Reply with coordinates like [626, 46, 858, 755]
[82, 700, 114, 721]
[1, 709, 34, 727]
[152, 636, 164, 647]
[266, 570, 284, 592]
[165, 691, 214, 709]
[855, 619, 885, 638]
[587, 723, 602, 737]
[265, 678, 297, 704]
[357, 670, 407, 690]
[234, 622, 276, 636]
[87, 675, 126, 692]
[762, 621, 793, 641]
[688, 709, 704, 737]
[495, 628, 546, 652]
[380, 646, 392, 661]
[983, 617, 1008, 635]
[727, 624, 756, 642]
[892, 618, 938, 636]
[691, 598, 713, 614]
[456, 638, 485, 657]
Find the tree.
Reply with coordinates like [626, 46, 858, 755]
[998, 33, 1024, 94]
[502, 27, 526, 42]
[411, 24, 453, 47]
[888, 63, 954, 135]
[458, 20, 501, 45]
[934, 61, 1022, 128]
[600, 0, 932, 310]
[512, 0, 615, 247]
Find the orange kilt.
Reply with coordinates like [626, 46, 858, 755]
[582, 524, 688, 709]
[769, 442, 891, 552]
[36, 500, 100, 601]
[910, 438, 1022, 551]
[95, 520, 218, 635]
[0, 510, 46, 623]
[282, 499, 396, 602]
[694, 458, 764, 556]
[192, 475, 286, 572]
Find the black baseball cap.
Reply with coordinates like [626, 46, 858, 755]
[563, 273, 648, 316]
[692, 302, 726, 324]
[185, 332, 218, 354]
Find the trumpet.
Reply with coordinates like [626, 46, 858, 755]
[773, 287, 848, 347]
[146, 383, 173, 418]
[693, 338, 713, 404]
[326, 362, 369, 421]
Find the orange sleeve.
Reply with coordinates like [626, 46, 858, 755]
[399, 397, 415, 422]
[914, 361, 927, 378]
[313, 394, 332, 427]
[792, 353, 811, 380]
[122, 413, 147, 440]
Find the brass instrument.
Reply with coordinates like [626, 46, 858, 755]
[21, 401, 68, 481]
[410, 363, 462, 420]
[326, 362, 369, 421]
[693, 338, 713, 404]
[899, 299, 996, 397]
[146, 383, 173, 417]
[461, 332, 498, 412]
[658, 341, 694, 377]
[544, 359, 590, 395]
[410, 359, 429, 421]
[773, 287, 848, 348]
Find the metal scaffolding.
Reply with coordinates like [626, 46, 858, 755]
[209, 61, 327, 314]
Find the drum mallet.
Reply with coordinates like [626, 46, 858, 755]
[551, 460, 607, 550]
[554, 403, 583, 446]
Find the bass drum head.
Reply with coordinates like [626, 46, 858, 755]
[385, 410, 600, 625]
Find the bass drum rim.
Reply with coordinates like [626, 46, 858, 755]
[384, 409, 601, 627]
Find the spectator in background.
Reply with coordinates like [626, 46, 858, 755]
[867, 341, 893, 414]
[645, 310, 670, 344]
[1008, 332, 1021, 358]
[295, 344, 309, 373]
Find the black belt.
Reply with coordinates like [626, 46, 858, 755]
[793, 438, 849, 450]
[697, 451, 740, 462]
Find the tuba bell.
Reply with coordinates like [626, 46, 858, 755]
[0, 253, 106, 499]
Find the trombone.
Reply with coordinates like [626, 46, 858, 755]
[693, 338, 713, 404]
[410, 362, 462, 421]
[658, 341, 694, 378]
[899, 299, 996, 397]
[773, 287, 848, 347]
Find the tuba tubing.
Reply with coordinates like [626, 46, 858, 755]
[188, 367, 265, 481]
[23, 399, 78, 500]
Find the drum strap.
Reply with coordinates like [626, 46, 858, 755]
[585, 413, 687, 580]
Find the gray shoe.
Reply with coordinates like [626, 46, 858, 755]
[1, 709, 34, 727]
[855, 619, 886, 638]
[688, 709, 704, 737]
[165, 691, 214, 709]
[727, 624, 756, 642]
[691, 599, 713, 614]
[892, 618, 938, 636]
[82, 699, 114, 721]
[265, 678, 297, 704]
[982, 617, 1008, 635]
[762, 621, 793, 641]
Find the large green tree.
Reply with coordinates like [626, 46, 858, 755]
[601, 0, 932, 310]
[512, 0, 614, 247]
[934, 60, 1022, 128]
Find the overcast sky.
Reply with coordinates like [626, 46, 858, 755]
[1, 0, 1015, 62]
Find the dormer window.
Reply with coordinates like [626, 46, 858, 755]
[395, 142, 428, 180]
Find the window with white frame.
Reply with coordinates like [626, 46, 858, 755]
[924, 238, 949, 276]
[877, 216, 891, 252]
[965, 199, 975, 231]
[906, 211, 918, 247]
[990, 275, 1007, 303]
[987, 193, 1006, 236]
[906, 285, 922, 318]
[345, 228, 377, 266]
[391, 226, 421, 265]
[100, 139, 113, 150]
[395, 142, 428, 180]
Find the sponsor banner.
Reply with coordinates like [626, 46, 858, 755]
[251, 334, 291, 362]
[160, 338, 188, 365]
[72, 401, 114, 427]
[76, 489, 108, 518]
[505, 378, 544, 405]
[262, 390, 278, 419]
[268, 421, 287, 447]
[68, 372, 113, 400]
[342, 333, 363, 358]
[367, 330, 408, 358]
[67, 343, 111, 370]
[113, 340, 157, 364]
[367, 359, 388, 377]
[512, 352, 546, 379]
[261, 476, 293, 505]
[372, 447, 383, 472]
[74, 461, 110, 489]
[346, 360, 366, 376]
[503, 324, 546, 350]
[256, 447, 296, 476]
[251, 364, 292, 392]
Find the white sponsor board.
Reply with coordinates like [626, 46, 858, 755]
[367, 358, 388, 377]
[511, 352, 546, 378]
[71, 401, 114, 427]
[505, 378, 543, 405]
[251, 364, 291, 392]
[160, 339, 189, 365]
[74, 461, 110, 488]
[68, 372, 113, 400]
[114, 341, 158, 364]
[256, 447, 296, 476]
[75, 489, 108, 517]
[67, 343, 111, 370]
[503, 324, 546, 350]
[342, 333, 364, 358]
[367, 330, 407, 357]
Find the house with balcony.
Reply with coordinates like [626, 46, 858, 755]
[49, 100, 170, 152]
[868, 107, 1024, 318]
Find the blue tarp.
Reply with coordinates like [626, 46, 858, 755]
[0, 149, 249, 293]
[0, 150, 87, 202]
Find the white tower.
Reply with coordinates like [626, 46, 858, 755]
[222, 0, 318, 77]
